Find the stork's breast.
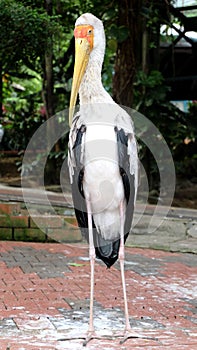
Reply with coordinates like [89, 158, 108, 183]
[84, 124, 117, 162]
[83, 124, 124, 212]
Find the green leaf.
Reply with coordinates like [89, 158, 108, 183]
[68, 263, 85, 267]
[107, 38, 117, 52]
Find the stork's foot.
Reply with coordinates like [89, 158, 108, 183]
[119, 328, 142, 344]
[82, 330, 97, 347]
[119, 327, 159, 345]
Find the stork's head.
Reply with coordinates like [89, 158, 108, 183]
[69, 13, 105, 126]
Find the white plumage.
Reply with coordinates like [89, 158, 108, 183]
[83, 124, 124, 240]
[68, 13, 139, 346]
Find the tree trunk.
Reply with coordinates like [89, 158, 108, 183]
[112, 0, 143, 106]
[0, 62, 2, 119]
[43, 0, 60, 184]
[44, 50, 54, 120]
[44, 0, 54, 120]
[43, 0, 60, 153]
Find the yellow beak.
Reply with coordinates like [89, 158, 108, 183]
[69, 38, 91, 126]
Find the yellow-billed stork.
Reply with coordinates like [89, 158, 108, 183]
[68, 13, 139, 345]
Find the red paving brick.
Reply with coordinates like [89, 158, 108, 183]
[0, 241, 196, 349]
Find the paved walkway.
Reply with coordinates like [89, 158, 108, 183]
[1, 184, 197, 254]
[0, 241, 196, 349]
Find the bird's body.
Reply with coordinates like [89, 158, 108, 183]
[68, 13, 138, 345]
[68, 107, 137, 267]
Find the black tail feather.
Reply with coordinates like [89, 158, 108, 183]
[95, 238, 120, 268]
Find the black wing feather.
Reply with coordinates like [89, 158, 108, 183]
[115, 127, 135, 244]
[71, 125, 89, 238]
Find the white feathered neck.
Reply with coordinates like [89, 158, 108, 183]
[75, 13, 113, 105]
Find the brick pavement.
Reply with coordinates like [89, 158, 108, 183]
[0, 241, 196, 349]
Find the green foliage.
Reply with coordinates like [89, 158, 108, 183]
[108, 24, 129, 43]
[134, 70, 176, 138]
[133, 69, 197, 183]
[0, 0, 196, 186]
[134, 70, 167, 109]
[1, 64, 45, 151]
[2, 101, 45, 151]
[0, 0, 58, 71]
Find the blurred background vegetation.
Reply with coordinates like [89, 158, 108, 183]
[0, 0, 196, 207]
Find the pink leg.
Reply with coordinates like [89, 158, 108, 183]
[119, 201, 130, 330]
[77, 200, 157, 346]
[119, 201, 141, 344]
[83, 198, 96, 346]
